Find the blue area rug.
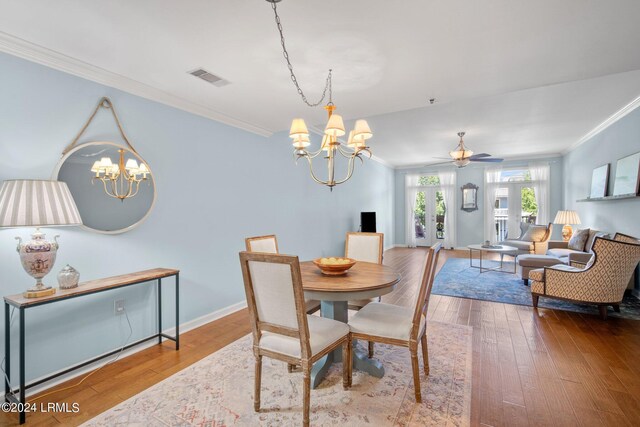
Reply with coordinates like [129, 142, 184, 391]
[433, 258, 640, 320]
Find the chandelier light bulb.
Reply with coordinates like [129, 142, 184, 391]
[353, 119, 373, 140]
[324, 114, 345, 137]
[289, 118, 309, 138]
[292, 134, 311, 149]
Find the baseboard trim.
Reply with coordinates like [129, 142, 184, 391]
[0, 300, 247, 399]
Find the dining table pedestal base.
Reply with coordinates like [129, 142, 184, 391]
[310, 300, 385, 389]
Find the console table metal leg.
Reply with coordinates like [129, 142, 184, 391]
[175, 273, 180, 350]
[158, 278, 162, 344]
[19, 307, 25, 424]
[4, 302, 9, 402]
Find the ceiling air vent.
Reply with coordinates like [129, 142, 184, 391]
[188, 68, 230, 87]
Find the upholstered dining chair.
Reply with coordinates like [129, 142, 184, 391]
[245, 235, 321, 315]
[239, 252, 352, 427]
[348, 242, 442, 403]
[529, 235, 640, 320]
[345, 232, 384, 358]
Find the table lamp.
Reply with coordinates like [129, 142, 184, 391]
[553, 210, 581, 242]
[0, 180, 82, 298]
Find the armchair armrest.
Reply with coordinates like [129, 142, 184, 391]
[570, 260, 587, 269]
[568, 252, 593, 264]
[548, 240, 568, 250]
[533, 241, 549, 255]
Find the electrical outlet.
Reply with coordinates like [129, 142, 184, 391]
[114, 299, 125, 315]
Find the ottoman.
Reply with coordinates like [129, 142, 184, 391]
[517, 254, 564, 285]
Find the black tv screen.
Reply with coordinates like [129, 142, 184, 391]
[361, 212, 376, 232]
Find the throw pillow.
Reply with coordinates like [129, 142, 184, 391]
[522, 225, 548, 242]
[568, 228, 590, 251]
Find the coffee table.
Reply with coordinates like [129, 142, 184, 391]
[468, 244, 518, 273]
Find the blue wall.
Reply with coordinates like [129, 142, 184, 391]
[563, 107, 640, 237]
[394, 158, 564, 247]
[0, 52, 394, 382]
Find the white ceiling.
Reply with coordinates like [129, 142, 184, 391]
[2, 0, 640, 166]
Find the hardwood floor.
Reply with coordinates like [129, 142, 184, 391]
[2, 247, 640, 426]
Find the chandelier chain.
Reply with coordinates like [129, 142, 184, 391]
[270, 1, 332, 107]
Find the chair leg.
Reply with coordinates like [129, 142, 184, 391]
[303, 364, 311, 427]
[523, 278, 528, 286]
[254, 355, 262, 412]
[613, 304, 621, 313]
[368, 341, 374, 358]
[532, 294, 539, 308]
[420, 334, 429, 375]
[343, 339, 352, 389]
[598, 305, 608, 320]
[410, 349, 422, 403]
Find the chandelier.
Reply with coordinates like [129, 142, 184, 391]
[268, 0, 373, 189]
[90, 149, 149, 201]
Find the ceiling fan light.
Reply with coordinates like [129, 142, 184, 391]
[353, 119, 372, 140]
[464, 150, 473, 158]
[449, 150, 464, 160]
[324, 114, 345, 137]
[454, 158, 471, 167]
[289, 118, 309, 138]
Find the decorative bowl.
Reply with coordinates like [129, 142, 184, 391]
[312, 257, 357, 275]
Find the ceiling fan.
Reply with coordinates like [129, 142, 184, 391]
[429, 132, 504, 168]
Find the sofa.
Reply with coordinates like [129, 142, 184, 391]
[546, 229, 607, 264]
[517, 228, 608, 284]
[499, 222, 553, 256]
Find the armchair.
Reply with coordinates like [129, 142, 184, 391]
[529, 235, 640, 319]
[499, 222, 552, 255]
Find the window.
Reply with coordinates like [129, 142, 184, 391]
[490, 168, 545, 241]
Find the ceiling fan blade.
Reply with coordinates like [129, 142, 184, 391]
[468, 153, 491, 159]
[425, 160, 454, 166]
[471, 158, 504, 163]
[431, 157, 453, 160]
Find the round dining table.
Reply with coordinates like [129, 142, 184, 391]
[300, 261, 401, 388]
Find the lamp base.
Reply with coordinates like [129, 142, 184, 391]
[562, 224, 574, 242]
[24, 286, 56, 298]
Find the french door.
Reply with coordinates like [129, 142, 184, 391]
[414, 187, 445, 247]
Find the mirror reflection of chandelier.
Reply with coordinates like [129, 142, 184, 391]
[267, 0, 373, 189]
[90, 149, 149, 201]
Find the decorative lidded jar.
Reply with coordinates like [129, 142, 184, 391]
[57, 264, 80, 289]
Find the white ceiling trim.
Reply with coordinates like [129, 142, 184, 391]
[0, 31, 274, 138]
[563, 94, 640, 155]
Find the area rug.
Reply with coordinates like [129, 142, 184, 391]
[433, 258, 640, 320]
[83, 321, 472, 426]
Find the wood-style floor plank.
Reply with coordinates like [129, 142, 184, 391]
[1, 247, 639, 426]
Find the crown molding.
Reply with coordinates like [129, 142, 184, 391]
[0, 32, 274, 137]
[563, 94, 640, 155]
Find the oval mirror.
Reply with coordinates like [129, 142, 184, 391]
[53, 141, 156, 234]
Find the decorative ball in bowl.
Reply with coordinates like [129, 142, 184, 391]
[313, 257, 357, 275]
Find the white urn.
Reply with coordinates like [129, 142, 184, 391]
[16, 228, 59, 293]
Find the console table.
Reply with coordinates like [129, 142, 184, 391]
[3, 268, 179, 424]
